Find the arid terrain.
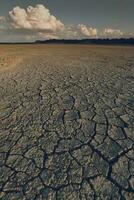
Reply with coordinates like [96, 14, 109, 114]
[0, 45, 134, 200]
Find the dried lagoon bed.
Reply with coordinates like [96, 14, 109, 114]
[0, 45, 134, 199]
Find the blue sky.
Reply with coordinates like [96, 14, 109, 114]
[0, 0, 133, 42]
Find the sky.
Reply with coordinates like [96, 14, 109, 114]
[0, 0, 134, 42]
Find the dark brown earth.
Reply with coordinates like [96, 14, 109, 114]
[0, 45, 134, 200]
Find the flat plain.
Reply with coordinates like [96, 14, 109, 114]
[0, 45, 134, 200]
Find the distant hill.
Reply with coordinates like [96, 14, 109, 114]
[35, 38, 134, 45]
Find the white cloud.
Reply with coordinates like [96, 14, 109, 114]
[104, 28, 123, 38]
[78, 24, 98, 37]
[0, 16, 5, 21]
[38, 32, 59, 39]
[59, 24, 98, 39]
[7, 5, 98, 39]
[8, 4, 64, 33]
[0, 4, 132, 41]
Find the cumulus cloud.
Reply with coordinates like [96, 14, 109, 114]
[78, 24, 98, 37]
[0, 16, 6, 21]
[104, 28, 123, 38]
[8, 4, 64, 33]
[7, 5, 98, 39]
[0, 3, 132, 41]
[38, 32, 60, 39]
[59, 24, 98, 39]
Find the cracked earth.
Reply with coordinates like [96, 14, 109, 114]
[0, 45, 134, 200]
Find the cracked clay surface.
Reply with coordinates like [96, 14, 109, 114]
[0, 45, 134, 199]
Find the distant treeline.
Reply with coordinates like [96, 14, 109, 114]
[35, 38, 134, 45]
[0, 38, 134, 45]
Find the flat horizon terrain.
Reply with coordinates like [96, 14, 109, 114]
[0, 45, 134, 199]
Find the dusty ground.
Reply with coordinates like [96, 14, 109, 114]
[0, 45, 134, 200]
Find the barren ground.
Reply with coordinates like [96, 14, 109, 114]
[0, 45, 134, 200]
